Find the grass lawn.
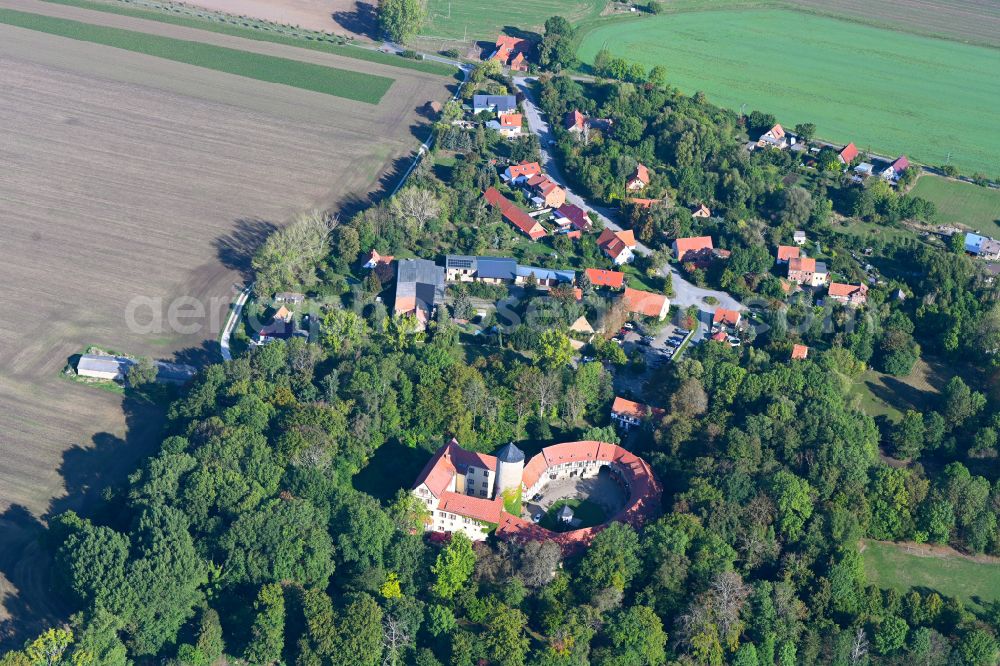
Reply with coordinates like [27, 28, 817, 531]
[910, 175, 1000, 238]
[421, 0, 604, 42]
[577, 10, 1000, 176]
[863, 540, 1000, 614]
[539, 497, 607, 532]
[848, 358, 949, 424]
[41, 0, 455, 75]
[0, 8, 395, 102]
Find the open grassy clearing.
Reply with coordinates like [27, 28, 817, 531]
[0, 6, 393, 102]
[40, 0, 455, 74]
[847, 358, 948, 424]
[577, 10, 1000, 175]
[421, 0, 605, 42]
[910, 174, 1000, 237]
[607, 0, 1000, 48]
[863, 539, 1000, 613]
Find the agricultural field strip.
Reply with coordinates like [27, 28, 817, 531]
[0, 5, 393, 103]
[577, 10, 1000, 176]
[421, 0, 605, 41]
[39, 0, 455, 75]
[910, 175, 1000, 237]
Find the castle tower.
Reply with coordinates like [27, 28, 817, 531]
[493, 442, 525, 499]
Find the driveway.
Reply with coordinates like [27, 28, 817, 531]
[513, 77, 744, 313]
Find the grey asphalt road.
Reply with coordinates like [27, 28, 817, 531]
[513, 77, 744, 313]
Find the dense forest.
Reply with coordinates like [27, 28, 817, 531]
[2, 53, 998, 666]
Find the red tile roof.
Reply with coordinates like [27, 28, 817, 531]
[555, 204, 589, 230]
[691, 204, 711, 218]
[828, 282, 868, 299]
[788, 256, 817, 273]
[791, 344, 809, 360]
[891, 155, 909, 172]
[365, 249, 394, 266]
[711, 330, 728, 342]
[491, 35, 529, 67]
[596, 228, 636, 262]
[627, 197, 663, 209]
[438, 492, 504, 524]
[498, 113, 522, 128]
[622, 287, 668, 318]
[674, 236, 714, 260]
[713, 308, 741, 326]
[484, 187, 547, 240]
[629, 163, 650, 186]
[565, 109, 585, 131]
[776, 245, 800, 262]
[506, 161, 541, 180]
[584, 268, 625, 289]
[611, 397, 665, 421]
[768, 123, 785, 139]
[839, 142, 859, 163]
[412, 439, 496, 498]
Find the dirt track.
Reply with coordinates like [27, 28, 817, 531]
[0, 2, 448, 640]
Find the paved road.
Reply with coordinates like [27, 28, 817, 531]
[513, 77, 744, 313]
[219, 284, 251, 361]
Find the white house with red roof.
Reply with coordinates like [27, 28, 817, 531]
[787, 256, 828, 287]
[838, 142, 859, 165]
[610, 396, 665, 431]
[565, 109, 586, 133]
[363, 249, 394, 269]
[502, 160, 542, 184]
[489, 35, 530, 71]
[757, 123, 788, 149]
[673, 235, 714, 263]
[488, 112, 523, 138]
[827, 282, 869, 306]
[626, 163, 650, 191]
[622, 287, 670, 320]
[597, 228, 637, 265]
[776, 245, 800, 264]
[584, 267, 625, 290]
[881, 155, 909, 182]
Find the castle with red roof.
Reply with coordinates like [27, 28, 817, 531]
[412, 439, 661, 553]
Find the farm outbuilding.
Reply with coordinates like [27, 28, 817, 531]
[76, 354, 127, 380]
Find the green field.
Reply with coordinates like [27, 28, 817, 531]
[422, 0, 605, 42]
[910, 175, 1000, 237]
[577, 10, 1000, 175]
[863, 540, 1000, 613]
[40, 0, 455, 75]
[0, 7, 394, 103]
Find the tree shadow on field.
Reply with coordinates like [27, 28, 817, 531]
[501, 25, 540, 42]
[0, 505, 59, 651]
[867, 376, 934, 414]
[375, 153, 421, 200]
[170, 340, 218, 368]
[331, 1, 379, 40]
[213, 217, 278, 277]
[0, 390, 171, 650]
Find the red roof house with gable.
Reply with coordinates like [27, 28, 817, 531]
[526, 174, 567, 209]
[626, 163, 650, 191]
[502, 160, 542, 183]
[673, 235, 714, 262]
[622, 287, 669, 320]
[838, 142, 859, 164]
[584, 268, 625, 289]
[791, 344, 809, 360]
[484, 187, 547, 240]
[490, 35, 530, 71]
[565, 109, 586, 133]
[597, 228, 637, 265]
[827, 282, 869, 306]
[776, 245, 800, 264]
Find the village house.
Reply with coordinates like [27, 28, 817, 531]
[526, 174, 567, 209]
[712, 307, 742, 331]
[787, 256, 828, 287]
[626, 163, 650, 191]
[472, 94, 517, 115]
[393, 258, 445, 328]
[515, 265, 575, 287]
[776, 245, 800, 264]
[757, 123, 790, 150]
[569, 315, 595, 344]
[827, 282, 869, 306]
[444, 255, 573, 287]
[489, 35, 529, 71]
[691, 204, 711, 219]
[793, 230, 807, 246]
[881, 155, 909, 182]
[488, 112, 523, 138]
[501, 160, 542, 184]
[622, 287, 670, 321]
[791, 344, 809, 360]
[565, 109, 586, 134]
[673, 235, 714, 263]
[483, 187, 547, 240]
[610, 396, 665, 431]
[838, 142, 859, 165]
[255, 302, 303, 345]
[584, 267, 625, 290]
[627, 197, 665, 209]
[964, 233, 1000, 260]
[362, 249, 394, 269]
[553, 203, 590, 231]
[596, 228, 637, 265]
